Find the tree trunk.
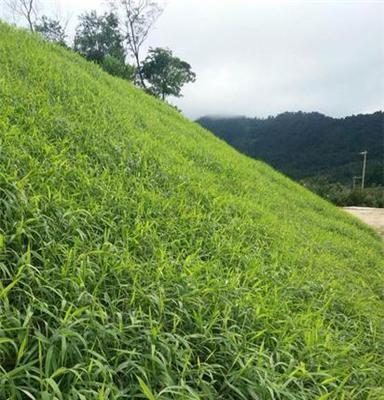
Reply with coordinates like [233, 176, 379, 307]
[134, 52, 146, 89]
[26, 0, 35, 31]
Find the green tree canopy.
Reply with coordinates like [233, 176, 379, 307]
[34, 16, 67, 46]
[100, 54, 134, 80]
[74, 11, 125, 64]
[141, 47, 196, 100]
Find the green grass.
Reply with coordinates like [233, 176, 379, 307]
[0, 22, 383, 399]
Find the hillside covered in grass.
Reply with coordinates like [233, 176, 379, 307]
[0, 23, 383, 399]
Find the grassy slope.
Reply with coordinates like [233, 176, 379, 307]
[0, 23, 383, 399]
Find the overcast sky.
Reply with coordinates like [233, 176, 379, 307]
[2, 0, 383, 119]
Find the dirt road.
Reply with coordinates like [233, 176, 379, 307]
[343, 207, 384, 238]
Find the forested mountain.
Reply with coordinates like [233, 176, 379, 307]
[197, 111, 384, 186]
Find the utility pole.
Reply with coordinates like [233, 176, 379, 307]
[352, 176, 360, 189]
[359, 151, 367, 189]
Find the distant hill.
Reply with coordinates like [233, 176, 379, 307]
[1, 23, 383, 398]
[197, 111, 384, 186]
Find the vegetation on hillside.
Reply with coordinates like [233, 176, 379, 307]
[302, 179, 384, 208]
[197, 112, 383, 206]
[3, 0, 196, 101]
[0, 24, 383, 399]
[73, 11, 133, 80]
[141, 47, 196, 100]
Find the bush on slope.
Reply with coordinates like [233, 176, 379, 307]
[0, 23, 383, 399]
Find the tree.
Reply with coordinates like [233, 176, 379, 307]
[141, 47, 196, 100]
[100, 54, 134, 80]
[34, 16, 67, 45]
[3, 0, 39, 31]
[74, 11, 126, 64]
[110, 0, 163, 88]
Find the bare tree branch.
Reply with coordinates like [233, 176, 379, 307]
[3, 0, 39, 31]
[110, 0, 163, 88]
